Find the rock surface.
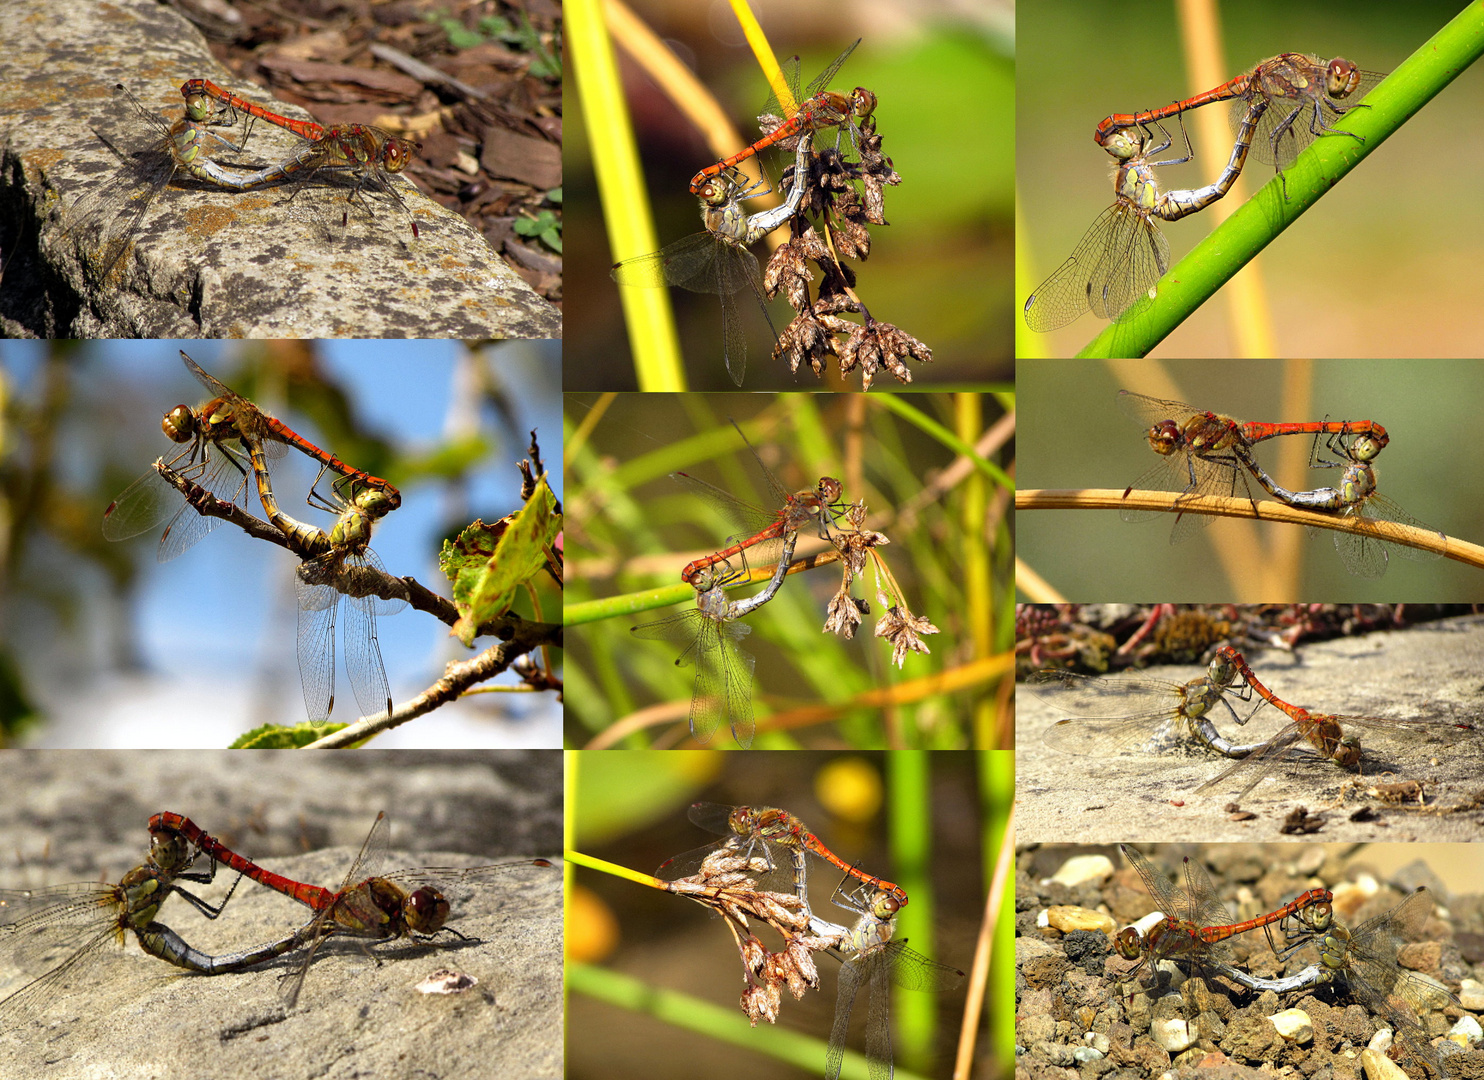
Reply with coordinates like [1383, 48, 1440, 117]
[0, 0, 562, 339]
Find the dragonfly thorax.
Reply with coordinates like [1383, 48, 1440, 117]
[329, 507, 373, 552]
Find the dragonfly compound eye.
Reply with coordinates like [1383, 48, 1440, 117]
[1326, 59, 1361, 98]
[405, 886, 451, 934]
[1115, 927, 1144, 961]
[161, 405, 197, 443]
[149, 829, 191, 872]
[355, 487, 393, 518]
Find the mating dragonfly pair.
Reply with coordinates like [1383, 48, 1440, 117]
[0, 811, 554, 1032]
[66, 79, 422, 279]
[656, 801, 964, 1080]
[1025, 52, 1385, 333]
[103, 351, 405, 727]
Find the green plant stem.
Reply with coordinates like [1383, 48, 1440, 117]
[567, 963, 933, 1080]
[873, 394, 1014, 488]
[1078, 2, 1484, 358]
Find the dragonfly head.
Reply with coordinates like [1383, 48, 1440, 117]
[161, 404, 197, 443]
[1325, 58, 1363, 99]
[404, 885, 452, 934]
[1333, 733, 1363, 768]
[182, 87, 213, 125]
[694, 175, 732, 207]
[1100, 127, 1142, 162]
[354, 486, 396, 521]
[1302, 900, 1333, 932]
[1347, 431, 1386, 463]
[380, 137, 421, 175]
[849, 87, 877, 120]
[1145, 420, 1184, 458]
[870, 890, 899, 920]
[149, 826, 192, 874]
[1114, 926, 1145, 961]
[1207, 649, 1237, 688]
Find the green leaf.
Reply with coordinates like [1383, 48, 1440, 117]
[231, 722, 348, 749]
[440, 482, 562, 645]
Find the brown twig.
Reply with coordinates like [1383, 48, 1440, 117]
[302, 634, 557, 747]
[1016, 487, 1477, 568]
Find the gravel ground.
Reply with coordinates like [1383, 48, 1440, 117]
[1016, 845, 1484, 1080]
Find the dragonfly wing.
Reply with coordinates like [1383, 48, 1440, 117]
[294, 569, 341, 723]
[719, 275, 748, 387]
[824, 956, 865, 1080]
[718, 621, 756, 748]
[687, 618, 726, 745]
[342, 592, 393, 720]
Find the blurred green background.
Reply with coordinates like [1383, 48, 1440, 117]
[1017, 359, 1484, 599]
[1018, 0, 1484, 357]
[566, 2, 1013, 389]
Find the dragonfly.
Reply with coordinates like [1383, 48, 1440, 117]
[814, 881, 964, 1080]
[1115, 845, 1334, 992]
[1027, 650, 1270, 760]
[1233, 430, 1443, 579]
[0, 819, 297, 1032]
[248, 438, 406, 724]
[1116, 389, 1390, 545]
[1276, 887, 1459, 1078]
[687, 38, 874, 199]
[673, 418, 843, 587]
[1192, 646, 1466, 803]
[179, 79, 423, 239]
[103, 351, 398, 560]
[630, 532, 798, 749]
[177, 349, 400, 509]
[1024, 99, 1267, 333]
[102, 374, 283, 563]
[1095, 53, 1386, 192]
[62, 83, 253, 280]
[146, 811, 554, 1008]
[657, 803, 908, 906]
[612, 135, 811, 386]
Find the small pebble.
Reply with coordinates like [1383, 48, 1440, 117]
[1448, 1014, 1482, 1044]
[1457, 978, 1484, 1012]
[1046, 905, 1116, 935]
[1085, 1032, 1110, 1054]
[1152, 1017, 1195, 1053]
[1292, 846, 1326, 875]
[1360, 1047, 1409, 1080]
[1048, 854, 1114, 889]
[1072, 1046, 1105, 1063]
[1034, 1041, 1076, 1067]
[1271, 1009, 1313, 1044]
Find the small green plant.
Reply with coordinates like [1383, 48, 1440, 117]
[516, 208, 562, 253]
[427, 11, 561, 79]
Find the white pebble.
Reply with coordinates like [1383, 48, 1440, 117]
[1271, 1009, 1313, 1044]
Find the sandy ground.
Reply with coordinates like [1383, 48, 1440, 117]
[1016, 843, 1484, 1080]
[1016, 616, 1484, 843]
